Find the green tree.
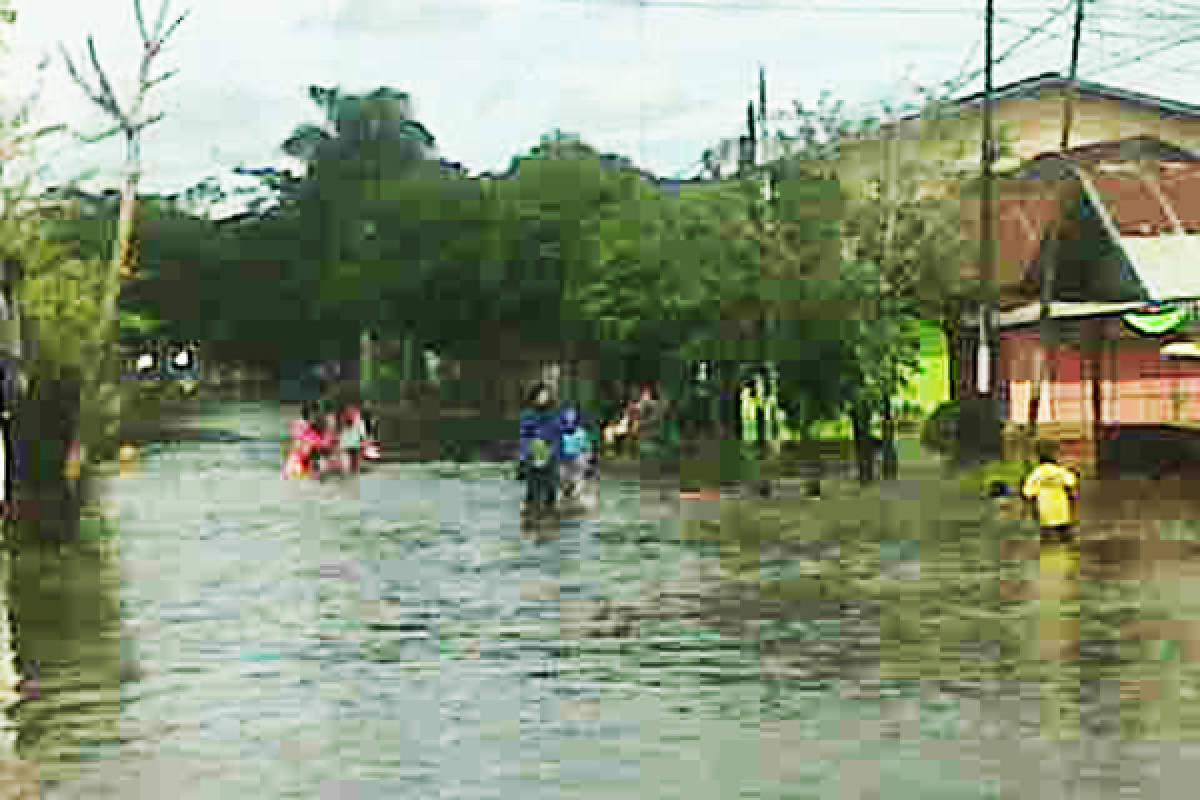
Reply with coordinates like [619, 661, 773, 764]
[768, 89, 970, 481]
[281, 85, 438, 395]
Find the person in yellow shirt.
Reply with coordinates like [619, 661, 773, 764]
[1022, 442, 1079, 547]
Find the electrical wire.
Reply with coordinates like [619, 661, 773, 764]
[941, 2, 1078, 96]
[542, 0, 1053, 15]
[1085, 31, 1200, 76]
[989, 9, 1200, 81]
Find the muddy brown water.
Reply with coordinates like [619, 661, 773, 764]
[0, 403, 1197, 798]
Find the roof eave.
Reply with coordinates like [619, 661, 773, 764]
[896, 73, 1200, 126]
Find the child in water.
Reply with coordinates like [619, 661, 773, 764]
[338, 403, 369, 473]
[1022, 441, 1080, 549]
[558, 407, 594, 502]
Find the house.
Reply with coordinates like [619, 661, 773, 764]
[837, 72, 1200, 186]
[959, 137, 1200, 472]
[812, 73, 1200, 438]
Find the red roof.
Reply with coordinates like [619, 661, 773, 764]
[960, 179, 1068, 296]
[1088, 163, 1200, 236]
[959, 153, 1200, 304]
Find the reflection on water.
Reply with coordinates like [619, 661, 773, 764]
[0, 403, 1196, 797]
[1, 535, 123, 791]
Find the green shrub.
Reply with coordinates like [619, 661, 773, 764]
[677, 439, 759, 489]
[957, 395, 1004, 464]
[922, 398, 1003, 465]
[958, 458, 1034, 496]
[921, 400, 959, 458]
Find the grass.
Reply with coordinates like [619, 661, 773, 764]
[680, 473, 1034, 678]
[674, 459, 1200, 737]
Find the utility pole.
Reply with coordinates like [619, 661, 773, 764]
[758, 65, 768, 161]
[1060, 0, 1087, 151]
[1061, 0, 1104, 473]
[976, 0, 998, 458]
[757, 65, 775, 455]
[1030, 0, 1087, 444]
[737, 70, 775, 495]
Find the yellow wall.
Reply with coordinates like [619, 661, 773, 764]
[834, 91, 1200, 188]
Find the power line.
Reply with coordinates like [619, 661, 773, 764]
[544, 0, 1053, 15]
[1084, 25, 1195, 41]
[1151, 0, 1200, 14]
[1085, 31, 1200, 75]
[1083, 21, 1200, 74]
[943, 2, 1076, 95]
[989, 10, 1200, 80]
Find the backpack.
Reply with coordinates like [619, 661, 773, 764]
[529, 438, 552, 468]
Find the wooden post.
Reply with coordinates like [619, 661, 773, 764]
[359, 329, 373, 403]
[1090, 318, 1105, 477]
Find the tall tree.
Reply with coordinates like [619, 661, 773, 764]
[59, 0, 188, 463]
[281, 85, 437, 393]
[762, 89, 968, 481]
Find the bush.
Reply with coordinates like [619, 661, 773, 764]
[921, 401, 959, 458]
[677, 438, 760, 489]
[957, 396, 1004, 464]
[958, 458, 1035, 497]
[921, 397, 1003, 465]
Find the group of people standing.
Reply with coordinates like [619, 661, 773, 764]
[284, 399, 376, 480]
[517, 383, 596, 515]
[601, 384, 662, 457]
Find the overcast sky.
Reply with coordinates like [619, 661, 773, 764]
[5, 0, 1199, 203]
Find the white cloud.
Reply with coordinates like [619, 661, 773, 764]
[7, 0, 1199, 191]
[295, 0, 498, 34]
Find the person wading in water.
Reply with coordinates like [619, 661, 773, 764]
[518, 383, 562, 516]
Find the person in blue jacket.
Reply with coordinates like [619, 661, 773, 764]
[518, 383, 562, 514]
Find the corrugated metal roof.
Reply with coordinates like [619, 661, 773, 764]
[959, 150, 1200, 310]
[1086, 164, 1200, 236]
[923, 73, 1200, 122]
[984, 301, 1151, 328]
[1119, 234, 1200, 301]
[1043, 136, 1199, 163]
[1162, 341, 1200, 359]
[878, 73, 1200, 134]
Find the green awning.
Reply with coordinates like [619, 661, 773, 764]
[1123, 303, 1192, 335]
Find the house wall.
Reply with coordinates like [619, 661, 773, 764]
[1001, 325, 1200, 427]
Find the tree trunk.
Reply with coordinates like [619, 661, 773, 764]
[851, 403, 876, 485]
[943, 312, 962, 403]
[75, 135, 139, 486]
[881, 372, 899, 480]
[360, 329, 374, 403]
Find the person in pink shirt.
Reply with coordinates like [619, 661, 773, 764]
[284, 402, 335, 479]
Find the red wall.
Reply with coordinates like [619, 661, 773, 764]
[1000, 326, 1200, 426]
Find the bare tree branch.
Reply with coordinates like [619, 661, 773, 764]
[8, 124, 68, 147]
[58, 44, 108, 112]
[73, 123, 124, 144]
[132, 112, 165, 134]
[86, 36, 127, 124]
[151, 0, 170, 41]
[144, 69, 178, 92]
[159, 10, 190, 46]
[133, 0, 149, 43]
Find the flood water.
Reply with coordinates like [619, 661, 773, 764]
[3, 402, 1199, 798]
